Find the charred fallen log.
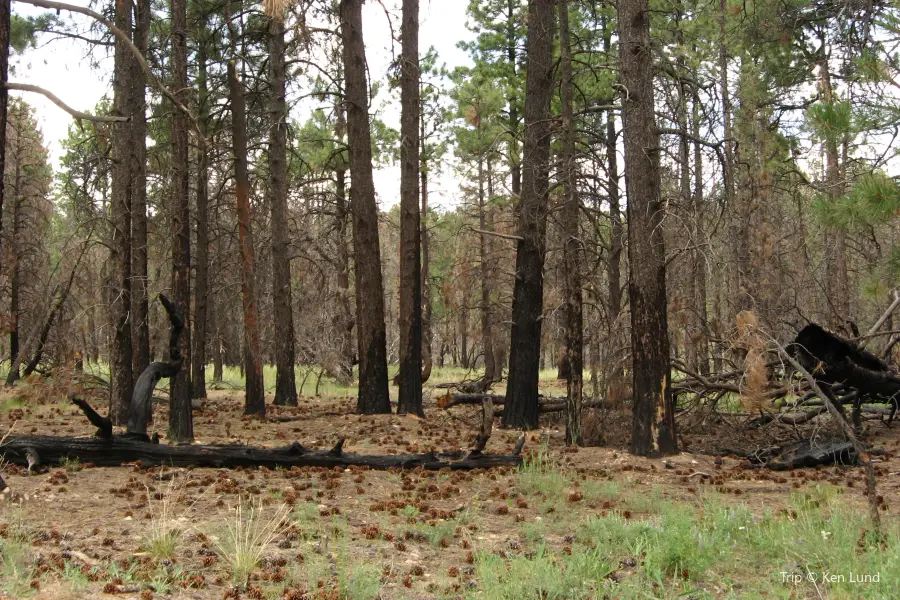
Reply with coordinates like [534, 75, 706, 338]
[0, 434, 522, 470]
[439, 393, 614, 414]
[791, 323, 900, 397]
[791, 323, 900, 426]
[761, 439, 857, 471]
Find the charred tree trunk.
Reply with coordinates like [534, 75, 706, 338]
[0, 0, 8, 278]
[420, 120, 433, 382]
[692, 84, 709, 375]
[503, 0, 554, 430]
[397, 0, 423, 416]
[478, 157, 495, 384]
[6, 134, 21, 385]
[191, 34, 210, 401]
[131, 0, 150, 378]
[1, 434, 522, 471]
[109, 0, 134, 425]
[126, 294, 184, 440]
[268, 15, 298, 407]
[334, 165, 355, 383]
[505, 0, 521, 197]
[340, 0, 390, 414]
[601, 19, 625, 408]
[619, 0, 677, 456]
[820, 47, 849, 329]
[169, 0, 192, 443]
[559, 0, 582, 446]
[228, 61, 265, 417]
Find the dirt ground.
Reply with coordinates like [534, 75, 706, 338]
[0, 375, 898, 599]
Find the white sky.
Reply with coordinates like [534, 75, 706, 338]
[10, 0, 474, 209]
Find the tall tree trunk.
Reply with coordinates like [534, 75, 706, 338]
[676, 29, 695, 372]
[820, 50, 849, 328]
[506, 0, 521, 197]
[268, 15, 298, 407]
[485, 157, 504, 374]
[618, 0, 677, 456]
[109, 0, 134, 425]
[502, 0, 554, 430]
[397, 0, 423, 416]
[340, 0, 390, 414]
[131, 0, 150, 378]
[6, 130, 21, 385]
[478, 156, 495, 383]
[604, 22, 624, 407]
[192, 34, 210, 400]
[692, 85, 709, 375]
[169, 0, 192, 442]
[719, 0, 746, 317]
[420, 112, 432, 379]
[558, 0, 582, 446]
[334, 166, 354, 382]
[0, 0, 8, 280]
[228, 60, 266, 417]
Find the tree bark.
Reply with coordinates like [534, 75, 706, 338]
[0, 0, 8, 284]
[397, 0, 423, 416]
[6, 125, 22, 385]
[168, 0, 193, 443]
[191, 33, 210, 401]
[478, 157, 495, 384]
[603, 22, 624, 407]
[820, 47, 850, 329]
[127, 294, 184, 440]
[692, 83, 709, 375]
[340, 0, 390, 414]
[268, 15, 298, 407]
[558, 0, 582, 446]
[130, 0, 150, 378]
[334, 166, 355, 383]
[420, 111, 433, 381]
[505, 0, 521, 197]
[228, 61, 265, 417]
[618, 0, 677, 456]
[502, 0, 554, 430]
[0, 435, 523, 471]
[109, 0, 134, 425]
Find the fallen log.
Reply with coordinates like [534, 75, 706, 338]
[763, 439, 857, 471]
[0, 434, 523, 471]
[440, 393, 614, 414]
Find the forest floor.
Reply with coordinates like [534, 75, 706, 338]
[0, 368, 898, 599]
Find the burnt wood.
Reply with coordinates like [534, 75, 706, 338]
[0, 435, 522, 471]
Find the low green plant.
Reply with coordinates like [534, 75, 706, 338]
[472, 545, 609, 600]
[60, 456, 82, 472]
[0, 536, 34, 596]
[142, 473, 198, 560]
[57, 560, 91, 593]
[516, 444, 567, 501]
[335, 546, 381, 600]
[211, 498, 290, 589]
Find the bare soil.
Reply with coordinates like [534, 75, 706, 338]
[0, 375, 898, 600]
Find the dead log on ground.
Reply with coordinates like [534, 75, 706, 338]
[0, 434, 522, 470]
[781, 333, 884, 538]
[762, 439, 857, 471]
[440, 393, 615, 414]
